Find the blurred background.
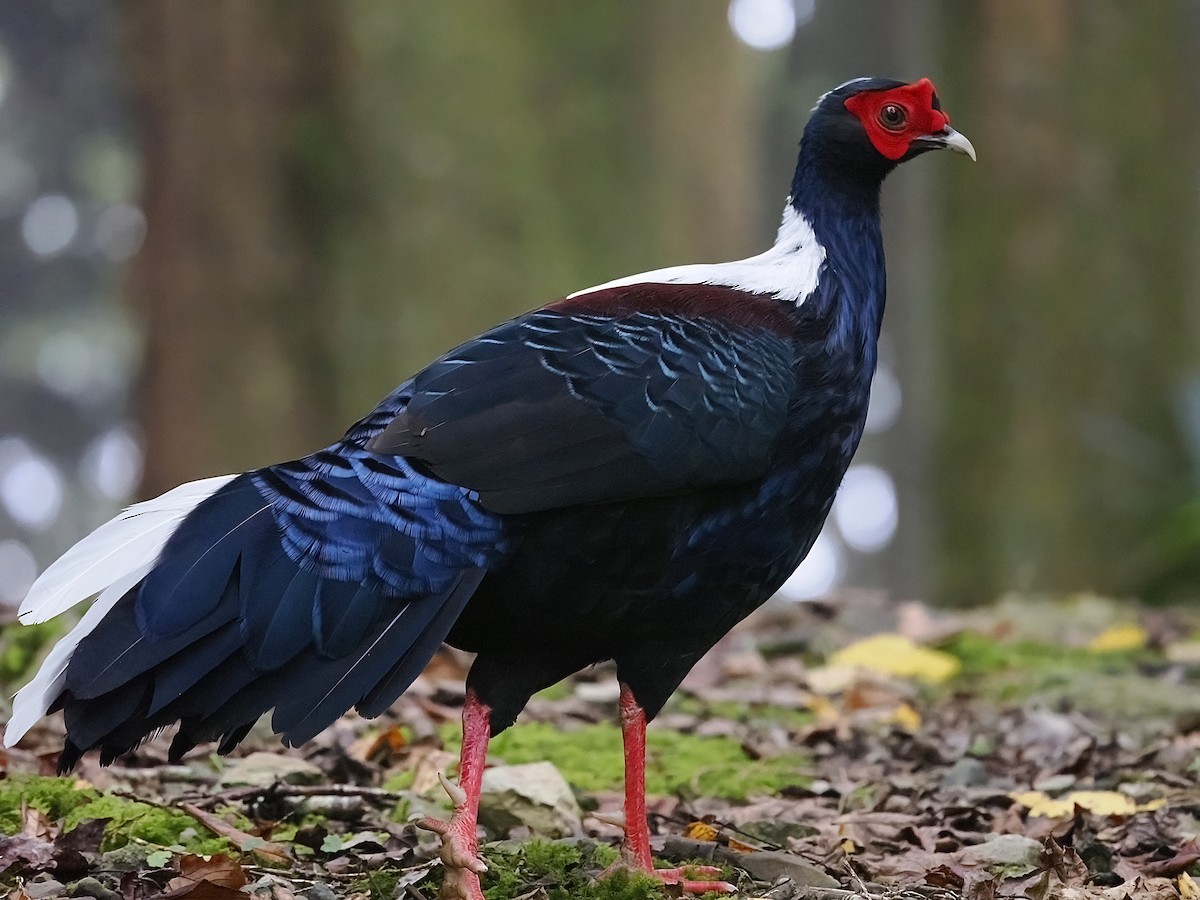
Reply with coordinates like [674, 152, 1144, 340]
[1, 0, 1199, 616]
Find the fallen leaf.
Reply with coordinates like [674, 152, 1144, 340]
[1180, 873, 1199, 899]
[682, 819, 757, 852]
[1088, 624, 1147, 653]
[0, 834, 56, 875]
[888, 702, 922, 732]
[21, 802, 55, 840]
[1011, 790, 1164, 818]
[163, 853, 248, 898]
[829, 634, 961, 684]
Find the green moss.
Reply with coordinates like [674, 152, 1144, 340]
[480, 840, 667, 900]
[533, 681, 574, 702]
[940, 631, 1150, 677]
[0, 621, 67, 690]
[668, 696, 814, 730]
[0, 775, 99, 833]
[64, 795, 230, 855]
[438, 721, 807, 800]
[353, 868, 401, 900]
[382, 769, 415, 791]
[0, 774, 227, 854]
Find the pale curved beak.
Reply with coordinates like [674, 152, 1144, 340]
[934, 126, 976, 161]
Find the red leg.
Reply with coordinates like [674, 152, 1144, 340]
[417, 690, 492, 900]
[610, 683, 736, 895]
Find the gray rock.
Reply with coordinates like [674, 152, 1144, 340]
[297, 884, 339, 900]
[22, 880, 66, 900]
[67, 877, 123, 900]
[218, 751, 324, 787]
[943, 756, 988, 788]
[478, 761, 582, 838]
[960, 834, 1043, 875]
[733, 849, 840, 889]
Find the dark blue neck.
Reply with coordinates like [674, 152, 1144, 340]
[789, 152, 887, 375]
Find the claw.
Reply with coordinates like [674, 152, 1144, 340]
[438, 769, 469, 807]
[592, 810, 626, 829]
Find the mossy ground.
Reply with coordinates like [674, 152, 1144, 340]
[475, 839, 726, 900]
[436, 719, 809, 799]
[0, 774, 230, 855]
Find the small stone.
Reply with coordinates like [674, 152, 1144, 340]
[960, 834, 1043, 875]
[22, 880, 66, 899]
[479, 761, 582, 838]
[721, 650, 769, 680]
[943, 756, 988, 788]
[218, 751, 324, 787]
[733, 850, 839, 888]
[298, 884, 339, 900]
[574, 680, 621, 704]
[1033, 773, 1076, 793]
[67, 877, 122, 900]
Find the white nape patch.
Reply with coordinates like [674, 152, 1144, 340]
[814, 76, 874, 110]
[569, 205, 825, 306]
[4, 473, 236, 748]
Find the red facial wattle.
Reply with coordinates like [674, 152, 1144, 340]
[844, 77, 950, 161]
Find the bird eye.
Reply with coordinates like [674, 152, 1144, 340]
[878, 103, 906, 131]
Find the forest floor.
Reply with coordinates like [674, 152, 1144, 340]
[4, 593, 1200, 900]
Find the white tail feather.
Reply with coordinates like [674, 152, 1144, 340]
[17, 474, 237, 625]
[4, 473, 237, 747]
[5, 564, 151, 746]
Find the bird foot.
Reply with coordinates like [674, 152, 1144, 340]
[416, 773, 487, 900]
[601, 858, 736, 895]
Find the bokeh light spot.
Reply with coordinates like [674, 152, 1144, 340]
[833, 464, 898, 553]
[94, 203, 146, 261]
[865, 364, 902, 433]
[22, 193, 79, 257]
[0, 539, 38, 607]
[0, 440, 64, 531]
[728, 0, 807, 51]
[81, 426, 142, 501]
[777, 531, 843, 601]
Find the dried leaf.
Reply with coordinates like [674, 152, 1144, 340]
[162, 854, 248, 898]
[0, 834, 56, 875]
[829, 634, 961, 684]
[21, 802, 55, 840]
[1088, 623, 1147, 653]
[1011, 790, 1163, 818]
[888, 702, 922, 732]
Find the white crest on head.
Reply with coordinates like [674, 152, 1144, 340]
[814, 76, 874, 111]
[569, 204, 826, 306]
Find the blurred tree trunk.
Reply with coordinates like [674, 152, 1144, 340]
[125, 0, 350, 495]
[124, 1, 755, 495]
[333, 1, 756, 410]
[937, 1, 1200, 601]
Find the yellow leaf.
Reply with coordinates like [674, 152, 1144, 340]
[889, 702, 922, 732]
[1088, 624, 1147, 653]
[804, 693, 840, 723]
[1179, 872, 1199, 899]
[1011, 789, 1163, 818]
[829, 634, 961, 684]
[684, 821, 719, 842]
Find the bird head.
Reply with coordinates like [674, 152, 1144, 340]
[802, 77, 974, 184]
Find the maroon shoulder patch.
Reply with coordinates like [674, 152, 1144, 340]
[546, 283, 796, 333]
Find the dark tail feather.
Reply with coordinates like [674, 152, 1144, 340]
[52, 473, 490, 767]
